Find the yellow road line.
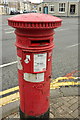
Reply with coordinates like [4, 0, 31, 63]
[50, 81, 80, 89]
[0, 77, 79, 96]
[0, 92, 19, 107]
[0, 81, 80, 107]
[51, 76, 78, 83]
[0, 86, 19, 96]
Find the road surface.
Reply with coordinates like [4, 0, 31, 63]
[1, 15, 79, 90]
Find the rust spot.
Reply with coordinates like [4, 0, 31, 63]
[64, 70, 80, 77]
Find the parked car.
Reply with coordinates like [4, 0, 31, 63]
[23, 10, 37, 14]
[10, 10, 20, 15]
[23, 10, 28, 13]
[15, 10, 20, 14]
[31, 10, 37, 13]
[20, 10, 23, 14]
[10, 11, 16, 15]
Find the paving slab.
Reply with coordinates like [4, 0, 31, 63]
[1, 86, 80, 119]
[2, 95, 79, 119]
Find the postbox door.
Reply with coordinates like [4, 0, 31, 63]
[22, 51, 48, 83]
[23, 51, 48, 72]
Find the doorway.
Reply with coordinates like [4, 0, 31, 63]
[70, 5, 76, 14]
[43, 6, 48, 14]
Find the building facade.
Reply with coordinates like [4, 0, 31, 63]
[19, 1, 32, 12]
[37, 0, 80, 17]
[8, 1, 20, 14]
[0, 0, 32, 14]
[0, 0, 8, 14]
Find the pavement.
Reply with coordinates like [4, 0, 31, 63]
[1, 86, 80, 119]
[1, 69, 80, 119]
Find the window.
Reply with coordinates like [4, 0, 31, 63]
[59, 3, 65, 12]
[39, 7, 41, 11]
[2, 7, 4, 13]
[50, 5, 54, 12]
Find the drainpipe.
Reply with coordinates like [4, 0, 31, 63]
[67, 1, 69, 17]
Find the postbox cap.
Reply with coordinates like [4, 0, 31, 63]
[8, 13, 62, 29]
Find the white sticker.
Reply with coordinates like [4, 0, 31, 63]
[17, 56, 23, 70]
[24, 73, 44, 82]
[24, 55, 30, 64]
[34, 53, 47, 72]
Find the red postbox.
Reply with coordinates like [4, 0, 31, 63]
[8, 13, 62, 119]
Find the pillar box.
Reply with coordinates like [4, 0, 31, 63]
[8, 13, 62, 119]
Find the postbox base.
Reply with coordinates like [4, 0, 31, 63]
[19, 107, 50, 120]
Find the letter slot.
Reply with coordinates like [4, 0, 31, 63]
[31, 40, 50, 46]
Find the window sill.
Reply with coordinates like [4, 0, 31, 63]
[59, 12, 65, 13]
[49, 11, 55, 13]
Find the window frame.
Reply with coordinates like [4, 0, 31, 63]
[70, 4, 76, 14]
[49, 5, 54, 13]
[39, 7, 41, 12]
[59, 3, 65, 13]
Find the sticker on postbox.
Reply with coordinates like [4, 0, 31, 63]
[24, 55, 30, 64]
[34, 53, 47, 72]
[24, 73, 44, 82]
[17, 56, 23, 70]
